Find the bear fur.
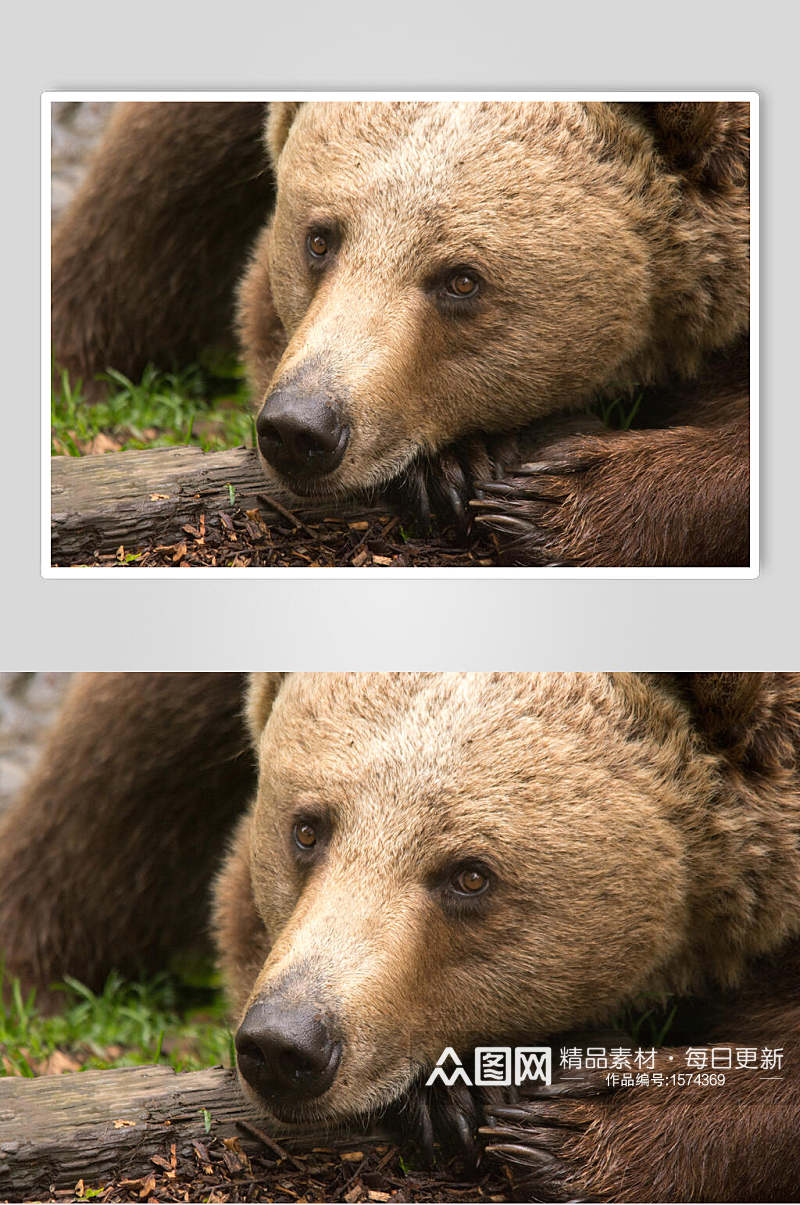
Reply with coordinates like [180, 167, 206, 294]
[1, 672, 797, 1202]
[51, 100, 750, 568]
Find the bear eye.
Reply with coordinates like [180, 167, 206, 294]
[306, 230, 330, 259]
[293, 821, 318, 849]
[445, 270, 480, 299]
[451, 866, 490, 896]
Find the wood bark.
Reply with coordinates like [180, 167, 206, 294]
[50, 447, 396, 564]
[0, 1064, 372, 1197]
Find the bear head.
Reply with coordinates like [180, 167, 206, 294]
[239, 101, 749, 497]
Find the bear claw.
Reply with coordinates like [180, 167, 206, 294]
[391, 1075, 483, 1171]
[483, 1141, 568, 1178]
[399, 432, 524, 542]
[485, 1104, 576, 1126]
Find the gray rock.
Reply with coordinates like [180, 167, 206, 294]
[50, 101, 114, 222]
[0, 673, 72, 812]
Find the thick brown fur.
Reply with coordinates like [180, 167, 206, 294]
[0, 673, 254, 1000]
[51, 103, 274, 399]
[473, 343, 749, 566]
[1, 673, 797, 1200]
[51, 101, 750, 567]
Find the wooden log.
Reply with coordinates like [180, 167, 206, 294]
[50, 447, 397, 565]
[0, 1064, 374, 1198]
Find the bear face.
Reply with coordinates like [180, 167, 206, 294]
[243, 101, 748, 498]
[218, 671, 734, 1126]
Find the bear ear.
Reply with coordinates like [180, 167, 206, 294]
[266, 102, 303, 166]
[641, 101, 749, 186]
[245, 673, 286, 746]
[675, 673, 799, 766]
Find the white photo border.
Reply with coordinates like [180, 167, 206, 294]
[41, 91, 759, 580]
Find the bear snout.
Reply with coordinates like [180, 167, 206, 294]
[256, 387, 350, 482]
[235, 995, 343, 1110]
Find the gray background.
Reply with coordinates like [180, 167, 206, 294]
[3, 0, 796, 670]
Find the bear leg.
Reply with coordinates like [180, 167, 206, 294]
[0, 673, 254, 1003]
[472, 406, 749, 568]
[482, 944, 800, 1202]
[52, 102, 275, 398]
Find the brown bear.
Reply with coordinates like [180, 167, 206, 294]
[1, 672, 797, 1202]
[51, 100, 751, 568]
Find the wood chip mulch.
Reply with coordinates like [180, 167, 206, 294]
[57, 508, 503, 570]
[45, 1131, 515, 1203]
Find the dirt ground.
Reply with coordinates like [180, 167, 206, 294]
[64, 507, 504, 569]
[39, 1133, 515, 1204]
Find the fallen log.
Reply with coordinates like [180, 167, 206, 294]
[50, 446, 398, 565]
[0, 1064, 377, 1199]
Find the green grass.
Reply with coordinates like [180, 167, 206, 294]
[592, 390, 645, 431]
[52, 359, 646, 464]
[51, 359, 256, 457]
[0, 964, 234, 1078]
[616, 997, 679, 1047]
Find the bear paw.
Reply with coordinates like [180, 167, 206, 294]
[470, 429, 631, 567]
[481, 1066, 617, 1202]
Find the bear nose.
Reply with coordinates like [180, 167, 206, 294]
[235, 999, 342, 1105]
[256, 390, 349, 478]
